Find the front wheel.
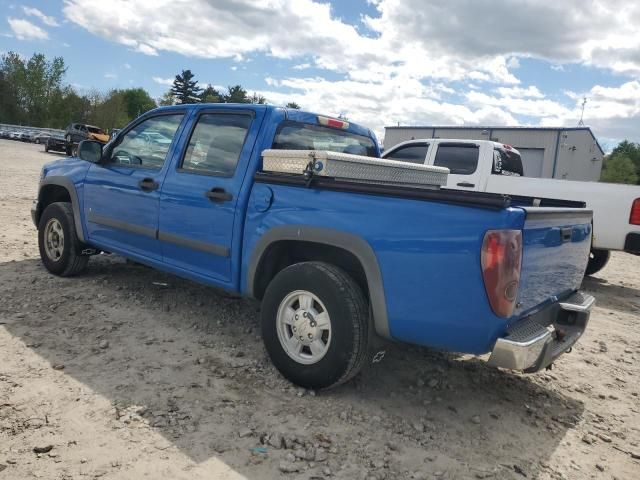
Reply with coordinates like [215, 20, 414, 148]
[585, 249, 610, 276]
[38, 202, 89, 276]
[261, 262, 369, 390]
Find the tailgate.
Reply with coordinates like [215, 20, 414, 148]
[514, 207, 593, 317]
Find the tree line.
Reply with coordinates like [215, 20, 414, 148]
[0, 52, 299, 131]
[160, 68, 300, 109]
[600, 140, 640, 185]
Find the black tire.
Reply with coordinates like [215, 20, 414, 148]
[585, 249, 610, 276]
[261, 261, 369, 390]
[38, 202, 89, 276]
[44, 144, 49, 152]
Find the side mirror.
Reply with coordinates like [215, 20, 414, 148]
[78, 140, 103, 163]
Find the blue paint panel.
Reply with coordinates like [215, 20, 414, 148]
[515, 216, 591, 319]
[242, 184, 526, 354]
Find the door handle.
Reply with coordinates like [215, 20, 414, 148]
[138, 178, 159, 192]
[456, 182, 475, 188]
[205, 187, 233, 203]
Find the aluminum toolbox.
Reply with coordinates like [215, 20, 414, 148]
[261, 149, 449, 188]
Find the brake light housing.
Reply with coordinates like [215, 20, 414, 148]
[630, 198, 640, 225]
[481, 230, 523, 318]
[317, 115, 349, 130]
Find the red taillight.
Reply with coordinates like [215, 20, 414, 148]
[630, 198, 640, 225]
[317, 115, 349, 130]
[502, 144, 513, 150]
[481, 230, 522, 317]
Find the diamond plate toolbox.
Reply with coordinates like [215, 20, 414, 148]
[261, 149, 449, 188]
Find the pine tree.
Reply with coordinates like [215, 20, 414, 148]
[170, 69, 202, 104]
[200, 84, 222, 103]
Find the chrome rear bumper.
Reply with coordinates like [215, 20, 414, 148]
[488, 291, 594, 372]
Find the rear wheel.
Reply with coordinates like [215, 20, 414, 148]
[38, 202, 89, 276]
[261, 262, 369, 390]
[585, 249, 610, 276]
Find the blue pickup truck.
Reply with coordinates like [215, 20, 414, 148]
[32, 104, 595, 389]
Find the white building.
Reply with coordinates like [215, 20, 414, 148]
[383, 126, 604, 181]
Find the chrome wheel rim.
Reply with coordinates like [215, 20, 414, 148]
[276, 290, 332, 365]
[44, 218, 64, 262]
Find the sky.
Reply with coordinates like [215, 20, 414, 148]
[1, 0, 639, 149]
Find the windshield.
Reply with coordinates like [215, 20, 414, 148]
[273, 121, 377, 157]
[493, 148, 523, 176]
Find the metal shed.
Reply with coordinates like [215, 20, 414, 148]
[383, 126, 604, 181]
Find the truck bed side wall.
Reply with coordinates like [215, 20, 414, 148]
[242, 183, 527, 354]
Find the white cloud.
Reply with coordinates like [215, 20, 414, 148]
[548, 81, 640, 139]
[61, 0, 640, 141]
[61, 0, 519, 84]
[123, 63, 132, 69]
[152, 76, 173, 86]
[7, 18, 48, 40]
[257, 76, 518, 139]
[22, 6, 60, 27]
[495, 86, 545, 99]
[104, 73, 117, 79]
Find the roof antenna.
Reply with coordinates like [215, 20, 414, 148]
[578, 97, 587, 126]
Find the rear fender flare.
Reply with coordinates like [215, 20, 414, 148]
[247, 225, 390, 339]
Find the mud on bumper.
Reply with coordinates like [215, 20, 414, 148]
[488, 291, 594, 372]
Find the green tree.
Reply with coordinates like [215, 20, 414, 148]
[158, 90, 175, 106]
[285, 101, 300, 109]
[200, 84, 222, 103]
[170, 69, 202, 104]
[122, 88, 156, 119]
[600, 155, 638, 184]
[248, 92, 266, 104]
[611, 140, 640, 180]
[0, 51, 67, 126]
[0, 52, 27, 124]
[224, 84, 248, 103]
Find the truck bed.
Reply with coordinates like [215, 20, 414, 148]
[245, 172, 592, 355]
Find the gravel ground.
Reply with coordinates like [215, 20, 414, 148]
[0, 138, 639, 480]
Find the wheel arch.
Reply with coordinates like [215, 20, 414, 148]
[36, 177, 85, 242]
[248, 226, 390, 339]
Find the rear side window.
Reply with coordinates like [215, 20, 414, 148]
[433, 144, 479, 174]
[493, 148, 523, 176]
[273, 121, 377, 157]
[384, 144, 429, 164]
[181, 113, 252, 176]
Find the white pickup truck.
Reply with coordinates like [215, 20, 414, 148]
[382, 139, 640, 276]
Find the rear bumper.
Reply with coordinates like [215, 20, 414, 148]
[487, 291, 594, 372]
[624, 232, 640, 255]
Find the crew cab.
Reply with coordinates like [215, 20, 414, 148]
[32, 104, 594, 389]
[383, 139, 640, 276]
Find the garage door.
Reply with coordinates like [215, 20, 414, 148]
[517, 148, 544, 178]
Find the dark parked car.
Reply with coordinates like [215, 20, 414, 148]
[20, 131, 34, 142]
[33, 133, 51, 144]
[45, 134, 66, 153]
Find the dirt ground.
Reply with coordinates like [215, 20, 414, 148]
[0, 139, 638, 480]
